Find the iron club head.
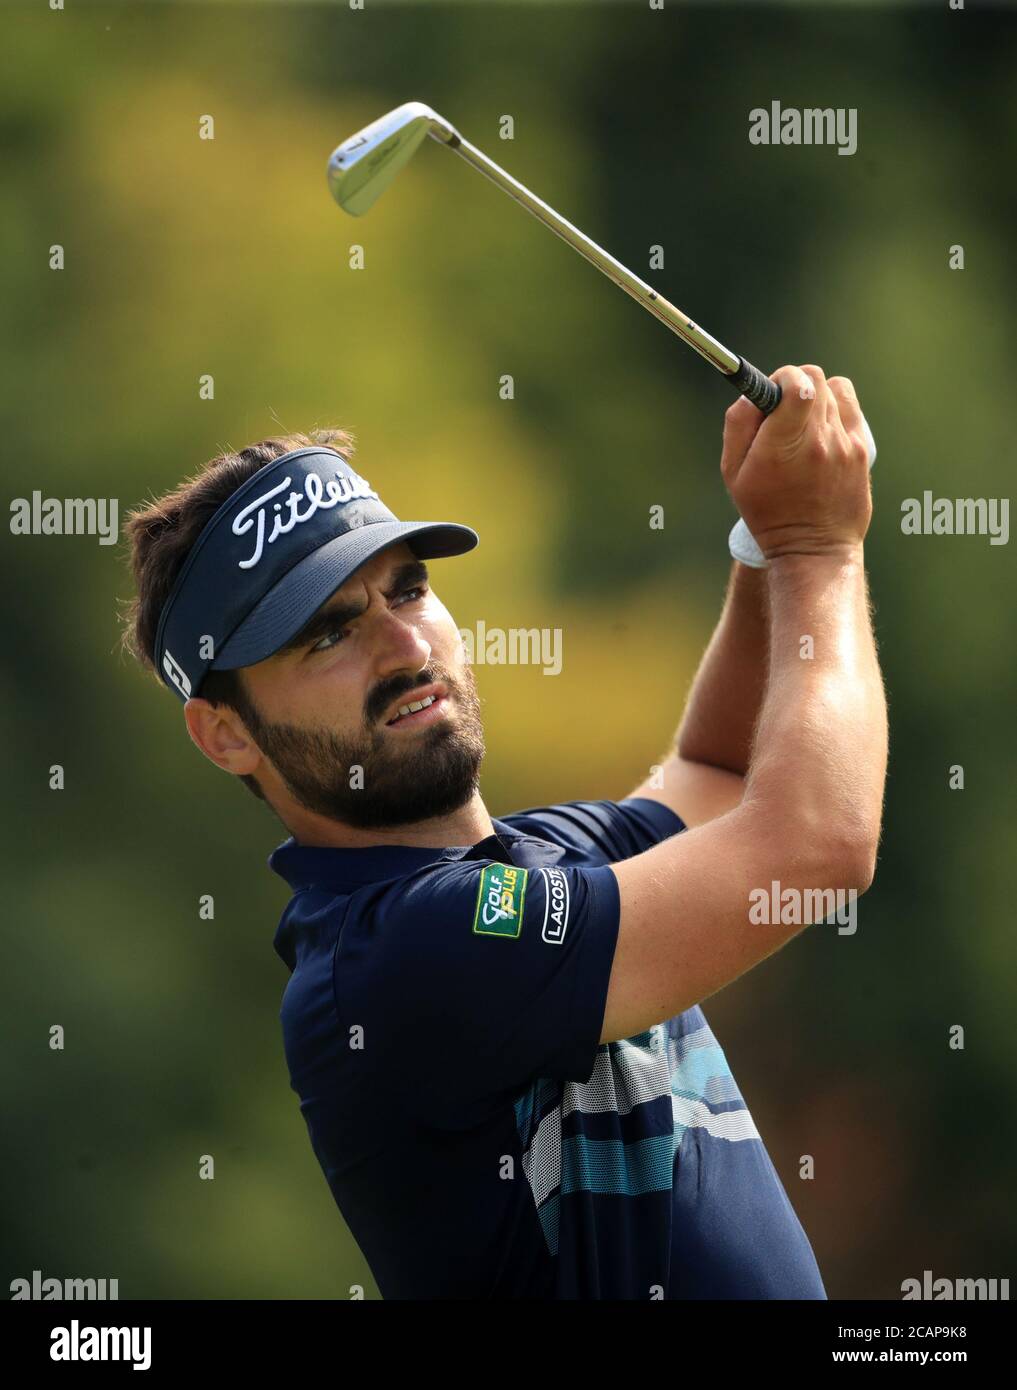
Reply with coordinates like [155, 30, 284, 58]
[327, 101, 459, 216]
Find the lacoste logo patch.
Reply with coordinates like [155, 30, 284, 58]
[539, 866, 570, 944]
[472, 863, 528, 938]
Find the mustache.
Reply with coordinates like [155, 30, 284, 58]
[365, 667, 452, 725]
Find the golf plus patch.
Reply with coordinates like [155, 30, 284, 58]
[473, 863, 528, 938]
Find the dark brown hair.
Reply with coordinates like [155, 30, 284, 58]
[119, 428, 357, 801]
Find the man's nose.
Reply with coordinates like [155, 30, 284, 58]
[371, 604, 432, 676]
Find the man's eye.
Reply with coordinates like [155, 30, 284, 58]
[309, 586, 425, 654]
[311, 627, 347, 654]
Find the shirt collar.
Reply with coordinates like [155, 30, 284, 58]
[267, 820, 529, 893]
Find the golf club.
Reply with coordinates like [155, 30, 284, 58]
[327, 101, 783, 413]
[326, 101, 876, 566]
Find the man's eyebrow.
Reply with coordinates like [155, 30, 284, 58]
[274, 558, 430, 656]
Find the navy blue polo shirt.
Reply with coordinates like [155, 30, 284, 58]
[269, 797, 827, 1300]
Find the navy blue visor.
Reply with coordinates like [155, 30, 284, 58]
[153, 446, 479, 702]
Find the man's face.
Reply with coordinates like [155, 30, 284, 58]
[229, 542, 485, 828]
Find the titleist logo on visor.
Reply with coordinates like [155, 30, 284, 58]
[232, 470, 380, 569]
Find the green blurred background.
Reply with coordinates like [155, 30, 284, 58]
[2, 0, 1015, 1299]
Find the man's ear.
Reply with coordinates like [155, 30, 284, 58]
[183, 696, 261, 778]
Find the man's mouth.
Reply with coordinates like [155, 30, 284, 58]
[384, 691, 449, 729]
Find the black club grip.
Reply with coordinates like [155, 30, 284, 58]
[728, 357, 782, 415]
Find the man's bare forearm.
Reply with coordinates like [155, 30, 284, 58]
[606, 544, 887, 1043]
[744, 546, 888, 872]
[675, 561, 769, 775]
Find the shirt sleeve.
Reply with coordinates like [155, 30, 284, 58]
[499, 796, 687, 863]
[339, 857, 621, 1129]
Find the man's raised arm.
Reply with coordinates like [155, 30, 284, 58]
[602, 365, 888, 1043]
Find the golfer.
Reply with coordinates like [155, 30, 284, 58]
[122, 363, 887, 1299]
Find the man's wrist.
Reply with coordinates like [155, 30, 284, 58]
[766, 542, 865, 570]
[766, 544, 867, 595]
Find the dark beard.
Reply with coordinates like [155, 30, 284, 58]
[235, 658, 485, 830]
